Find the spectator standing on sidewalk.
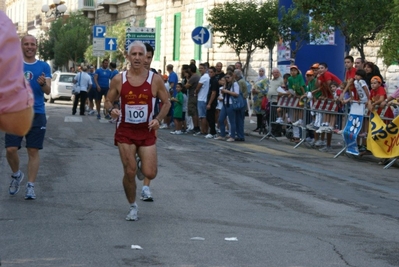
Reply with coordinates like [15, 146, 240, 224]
[193, 63, 210, 135]
[234, 69, 248, 141]
[205, 66, 219, 138]
[72, 66, 92, 116]
[5, 34, 51, 200]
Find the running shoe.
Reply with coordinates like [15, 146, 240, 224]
[141, 186, 153, 202]
[319, 146, 332, 152]
[25, 183, 36, 200]
[9, 172, 24, 195]
[88, 110, 96, 115]
[135, 156, 145, 181]
[96, 114, 101, 120]
[314, 140, 326, 146]
[126, 203, 138, 221]
[204, 134, 214, 139]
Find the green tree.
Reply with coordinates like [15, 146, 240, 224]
[293, 0, 395, 59]
[208, 0, 280, 78]
[38, 12, 91, 69]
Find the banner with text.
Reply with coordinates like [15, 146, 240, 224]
[367, 111, 399, 158]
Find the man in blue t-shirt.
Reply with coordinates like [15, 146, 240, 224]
[5, 35, 52, 200]
[94, 59, 111, 119]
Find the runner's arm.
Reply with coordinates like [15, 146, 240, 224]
[105, 74, 121, 118]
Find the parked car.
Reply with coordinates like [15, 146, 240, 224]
[45, 71, 76, 103]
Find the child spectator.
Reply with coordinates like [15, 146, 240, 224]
[170, 83, 184, 135]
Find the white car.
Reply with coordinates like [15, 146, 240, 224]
[45, 71, 76, 103]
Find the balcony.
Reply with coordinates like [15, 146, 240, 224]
[27, 15, 42, 31]
[78, 0, 96, 19]
[97, 0, 118, 14]
[78, 0, 95, 11]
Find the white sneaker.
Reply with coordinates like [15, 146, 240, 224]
[170, 131, 176, 134]
[126, 203, 138, 221]
[9, 172, 24, 195]
[205, 134, 214, 139]
[174, 130, 183, 135]
[305, 137, 314, 143]
[25, 183, 36, 200]
[141, 186, 153, 202]
[319, 146, 332, 152]
[159, 124, 168, 129]
[314, 140, 326, 146]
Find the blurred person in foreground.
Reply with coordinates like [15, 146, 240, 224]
[0, 11, 34, 136]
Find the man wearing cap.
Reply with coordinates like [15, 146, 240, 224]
[288, 65, 306, 141]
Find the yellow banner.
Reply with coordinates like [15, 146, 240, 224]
[367, 111, 399, 158]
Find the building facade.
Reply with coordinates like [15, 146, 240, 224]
[5, 0, 385, 81]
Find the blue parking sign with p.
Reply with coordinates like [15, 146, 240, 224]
[93, 25, 106, 38]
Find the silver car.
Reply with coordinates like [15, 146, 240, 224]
[45, 71, 76, 103]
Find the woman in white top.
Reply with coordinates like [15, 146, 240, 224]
[73, 66, 92, 115]
[215, 71, 239, 142]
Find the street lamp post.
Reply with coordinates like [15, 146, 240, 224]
[41, 0, 67, 19]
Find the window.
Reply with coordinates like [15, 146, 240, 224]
[155, 17, 162, 61]
[173, 13, 181, 61]
[194, 8, 204, 60]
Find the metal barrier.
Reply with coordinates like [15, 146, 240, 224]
[260, 95, 307, 147]
[261, 95, 347, 149]
[259, 95, 397, 169]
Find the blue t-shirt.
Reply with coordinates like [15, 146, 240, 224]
[110, 69, 119, 80]
[23, 60, 52, 114]
[95, 68, 111, 88]
[168, 71, 178, 97]
[88, 72, 97, 89]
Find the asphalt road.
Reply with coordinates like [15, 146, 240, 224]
[0, 101, 398, 267]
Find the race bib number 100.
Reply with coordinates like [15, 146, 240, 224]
[125, 104, 148, 124]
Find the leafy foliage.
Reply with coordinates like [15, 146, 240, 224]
[37, 12, 91, 69]
[293, 0, 395, 59]
[378, 0, 399, 65]
[208, 0, 279, 77]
